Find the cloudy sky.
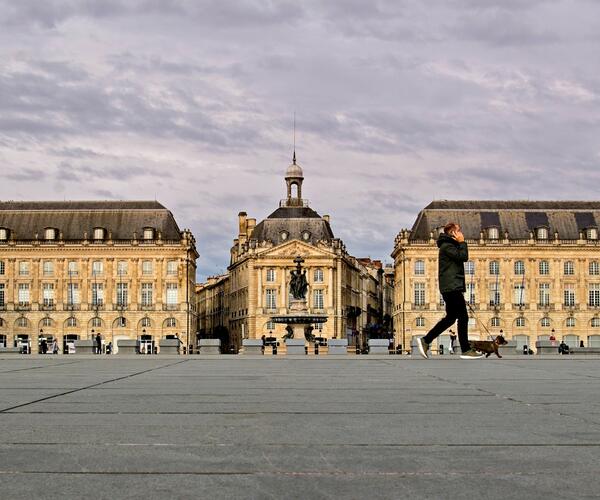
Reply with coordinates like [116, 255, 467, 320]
[1, 0, 600, 279]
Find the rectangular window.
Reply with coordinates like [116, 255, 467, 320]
[0, 283, 4, 306]
[513, 284, 525, 306]
[167, 260, 177, 275]
[43, 261, 53, 276]
[117, 261, 128, 276]
[589, 284, 600, 307]
[92, 261, 103, 276]
[266, 268, 276, 282]
[489, 283, 500, 306]
[465, 261, 475, 275]
[18, 283, 30, 305]
[67, 261, 78, 276]
[67, 283, 80, 305]
[166, 283, 178, 304]
[266, 289, 277, 309]
[142, 260, 153, 275]
[92, 283, 104, 305]
[117, 283, 128, 307]
[314, 268, 324, 282]
[141, 283, 153, 306]
[539, 261, 550, 275]
[0, 260, 4, 275]
[313, 289, 324, 309]
[465, 283, 475, 305]
[19, 261, 29, 275]
[42, 283, 54, 306]
[414, 260, 425, 275]
[414, 283, 425, 306]
[538, 283, 550, 306]
[564, 284, 575, 306]
[590, 261, 600, 276]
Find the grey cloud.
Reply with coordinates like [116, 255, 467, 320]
[4, 168, 47, 181]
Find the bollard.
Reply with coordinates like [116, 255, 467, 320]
[315, 343, 319, 355]
[523, 345, 528, 355]
[439, 344, 444, 356]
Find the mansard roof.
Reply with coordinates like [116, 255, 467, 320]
[251, 205, 334, 245]
[410, 200, 600, 240]
[0, 200, 182, 241]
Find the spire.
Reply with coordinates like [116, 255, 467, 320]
[293, 111, 296, 164]
[293, 149, 296, 164]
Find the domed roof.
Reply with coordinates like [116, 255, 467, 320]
[285, 160, 303, 179]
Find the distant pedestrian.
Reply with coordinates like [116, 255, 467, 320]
[40, 338, 48, 354]
[95, 333, 102, 354]
[51, 338, 59, 354]
[416, 222, 483, 360]
[580, 340, 585, 348]
[449, 330, 457, 354]
[106, 342, 113, 355]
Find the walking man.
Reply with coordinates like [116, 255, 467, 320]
[416, 222, 483, 360]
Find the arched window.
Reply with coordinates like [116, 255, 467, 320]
[141, 317, 151, 328]
[536, 227, 549, 240]
[514, 260, 525, 275]
[487, 227, 499, 240]
[41, 317, 53, 327]
[17, 317, 28, 328]
[516, 317, 526, 328]
[67, 317, 77, 327]
[165, 317, 177, 328]
[592, 317, 600, 328]
[490, 317, 501, 327]
[541, 317, 551, 327]
[564, 261, 575, 275]
[489, 261, 499, 275]
[414, 260, 425, 275]
[566, 317, 576, 328]
[116, 317, 126, 327]
[91, 317, 102, 328]
[44, 227, 57, 240]
[415, 317, 425, 327]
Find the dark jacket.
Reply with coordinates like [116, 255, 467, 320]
[437, 233, 468, 294]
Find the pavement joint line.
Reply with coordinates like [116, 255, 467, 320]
[403, 362, 600, 430]
[0, 360, 85, 374]
[3, 442, 600, 447]
[0, 359, 189, 413]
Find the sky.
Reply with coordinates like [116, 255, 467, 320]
[1, 0, 600, 280]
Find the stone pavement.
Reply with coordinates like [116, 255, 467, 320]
[1, 356, 599, 499]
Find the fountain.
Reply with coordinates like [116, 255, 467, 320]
[270, 256, 327, 354]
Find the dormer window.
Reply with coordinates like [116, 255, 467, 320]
[93, 227, 105, 240]
[586, 227, 598, 240]
[143, 227, 155, 240]
[302, 230, 311, 241]
[0, 228, 8, 241]
[44, 228, 57, 240]
[536, 227, 549, 240]
[487, 227, 499, 240]
[280, 231, 289, 241]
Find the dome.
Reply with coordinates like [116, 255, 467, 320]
[285, 161, 304, 179]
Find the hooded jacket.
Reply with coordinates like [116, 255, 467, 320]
[437, 232, 469, 294]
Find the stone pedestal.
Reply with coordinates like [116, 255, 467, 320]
[199, 339, 221, 355]
[368, 338, 389, 354]
[285, 338, 306, 355]
[117, 339, 137, 355]
[159, 339, 179, 355]
[536, 340, 560, 355]
[328, 339, 348, 355]
[498, 340, 517, 357]
[242, 339, 263, 355]
[74, 339, 95, 355]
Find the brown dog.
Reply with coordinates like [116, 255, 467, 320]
[469, 335, 508, 358]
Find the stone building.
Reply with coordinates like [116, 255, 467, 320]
[0, 201, 197, 353]
[391, 201, 600, 353]
[196, 273, 229, 346]
[198, 156, 392, 351]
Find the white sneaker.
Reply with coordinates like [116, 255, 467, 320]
[416, 337, 430, 359]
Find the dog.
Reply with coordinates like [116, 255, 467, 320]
[469, 335, 508, 358]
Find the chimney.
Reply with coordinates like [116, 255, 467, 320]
[247, 218, 256, 238]
[323, 215, 330, 223]
[238, 212, 247, 243]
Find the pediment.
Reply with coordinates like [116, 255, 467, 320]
[257, 239, 334, 259]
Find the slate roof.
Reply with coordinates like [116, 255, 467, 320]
[0, 201, 182, 241]
[410, 201, 600, 240]
[251, 206, 334, 244]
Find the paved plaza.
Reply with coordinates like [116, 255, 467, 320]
[1, 356, 600, 499]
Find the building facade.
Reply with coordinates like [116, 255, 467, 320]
[197, 157, 392, 351]
[0, 201, 197, 353]
[392, 201, 600, 353]
[196, 273, 229, 346]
